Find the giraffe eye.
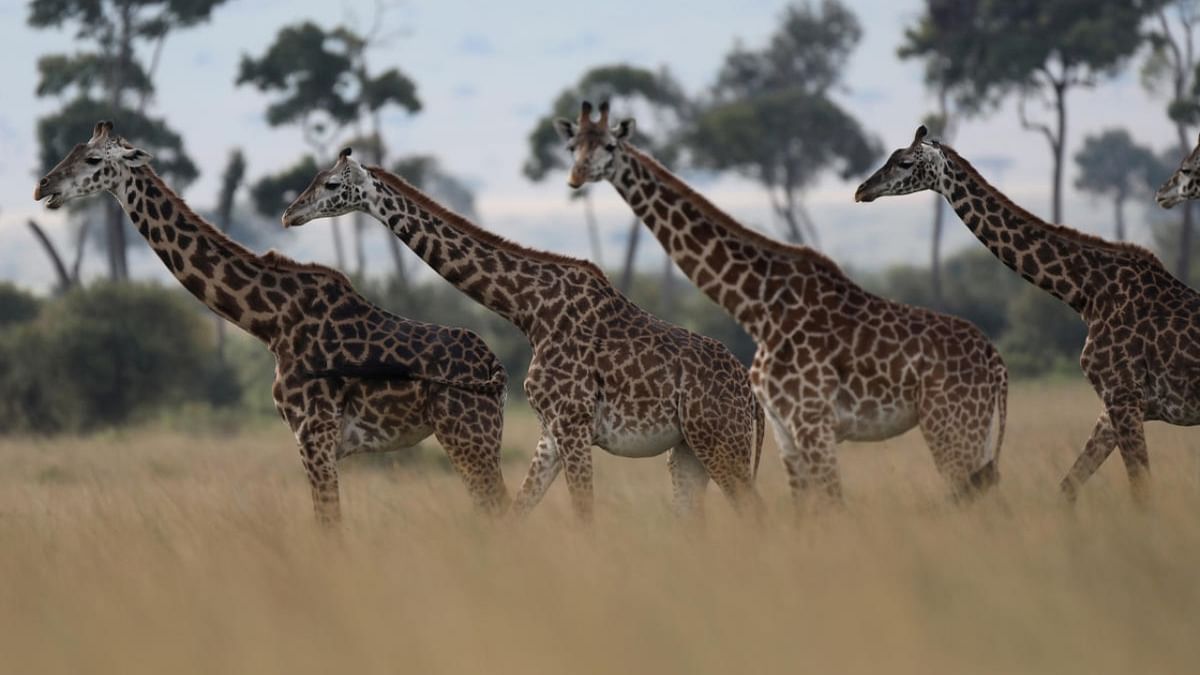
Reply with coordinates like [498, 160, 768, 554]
[324, 181, 340, 190]
[85, 157, 102, 165]
[898, 160, 914, 169]
[605, 143, 616, 152]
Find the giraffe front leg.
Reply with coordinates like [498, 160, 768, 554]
[767, 404, 842, 512]
[1106, 398, 1150, 505]
[1059, 412, 1117, 503]
[296, 415, 343, 525]
[511, 435, 562, 517]
[552, 423, 596, 522]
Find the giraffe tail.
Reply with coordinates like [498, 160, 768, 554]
[752, 395, 765, 481]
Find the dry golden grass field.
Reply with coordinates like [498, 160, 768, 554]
[1, 379, 1198, 674]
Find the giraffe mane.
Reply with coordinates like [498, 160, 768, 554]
[934, 143, 1165, 267]
[622, 144, 850, 280]
[367, 167, 607, 280]
[137, 165, 355, 287]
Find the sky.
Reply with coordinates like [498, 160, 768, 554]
[0, 0, 1186, 293]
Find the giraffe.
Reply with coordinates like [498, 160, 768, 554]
[857, 125, 1200, 502]
[34, 121, 510, 523]
[558, 102, 1008, 507]
[1156, 132, 1200, 208]
[281, 148, 765, 520]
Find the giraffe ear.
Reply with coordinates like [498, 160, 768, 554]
[614, 118, 636, 140]
[912, 125, 928, 146]
[123, 148, 152, 167]
[553, 118, 577, 142]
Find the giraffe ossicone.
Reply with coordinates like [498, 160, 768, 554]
[560, 101, 1008, 506]
[35, 121, 512, 523]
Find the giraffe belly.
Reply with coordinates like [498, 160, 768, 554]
[593, 403, 682, 458]
[340, 414, 434, 455]
[834, 403, 919, 443]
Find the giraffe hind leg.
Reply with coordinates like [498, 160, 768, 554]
[511, 435, 561, 517]
[1059, 412, 1118, 503]
[430, 386, 510, 516]
[668, 443, 710, 519]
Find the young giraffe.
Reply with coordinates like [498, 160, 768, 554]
[558, 102, 1008, 506]
[857, 125, 1200, 502]
[282, 149, 765, 520]
[34, 121, 510, 523]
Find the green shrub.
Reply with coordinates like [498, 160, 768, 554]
[0, 282, 242, 433]
[0, 283, 41, 327]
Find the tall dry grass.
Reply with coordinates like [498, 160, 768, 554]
[0, 379, 1197, 674]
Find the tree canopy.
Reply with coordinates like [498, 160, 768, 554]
[684, 0, 879, 244]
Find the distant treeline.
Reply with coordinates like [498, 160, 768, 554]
[0, 247, 1086, 434]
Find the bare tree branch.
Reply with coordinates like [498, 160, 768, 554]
[27, 219, 73, 293]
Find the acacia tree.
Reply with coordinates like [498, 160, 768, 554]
[28, 0, 226, 280]
[525, 64, 689, 292]
[237, 18, 420, 275]
[684, 0, 879, 245]
[901, 0, 1156, 225]
[1074, 129, 1162, 241]
[1143, 0, 1200, 279]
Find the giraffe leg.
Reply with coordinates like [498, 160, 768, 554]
[549, 423, 595, 522]
[668, 443, 710, 519]
[918, 399, 998, 500]
[296, 415, 342, 525]
[511, 435, 562, 517]
[430, 386, 510, 516]
[766, 405, 842, 512]
[1106, 399, 1150, 505]
[1059, 412, 1117, 502]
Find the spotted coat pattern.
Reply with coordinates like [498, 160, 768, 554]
[283, 150, 765, 520]
[560, 104, 1008, 506]
[34, 122, 510, 523]
[858, 125, 1200, 501]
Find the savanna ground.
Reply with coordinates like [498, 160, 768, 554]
[0, 379, 1198, 674]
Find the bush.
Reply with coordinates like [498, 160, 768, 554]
[0, 282, 242, 433]
[0, 283, 41, 328]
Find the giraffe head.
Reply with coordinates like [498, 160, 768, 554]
[853, 125, 946, 203]
[34, 121, 153, 210]
[555, 100, 636, 188]
[1156, 133, 1200, 209]
[281, 148, 373, 227]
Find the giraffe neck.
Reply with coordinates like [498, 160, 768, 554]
[111, 167, 308, 343]
[364, 168, 609, 339]
[933, 145, 1157, 313]
[609, 144, 843, 338]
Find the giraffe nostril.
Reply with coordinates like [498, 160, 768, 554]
[39, 177, 49, 187]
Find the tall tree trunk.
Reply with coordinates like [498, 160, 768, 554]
[330, 216, 347, 271]
[353, 212, 367, 276]
[582, 191, 604, 267]
[1051, 80, 1067, 224]
[930, 195, 945, 306]
[106, 201, 128, 280]
[618, 215, 641, 293]
[105, 0, 135, 281]
[1177, 123, 1194, 283]
[388, 237, 409, 296]
[1113, 194, 1126, 242]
